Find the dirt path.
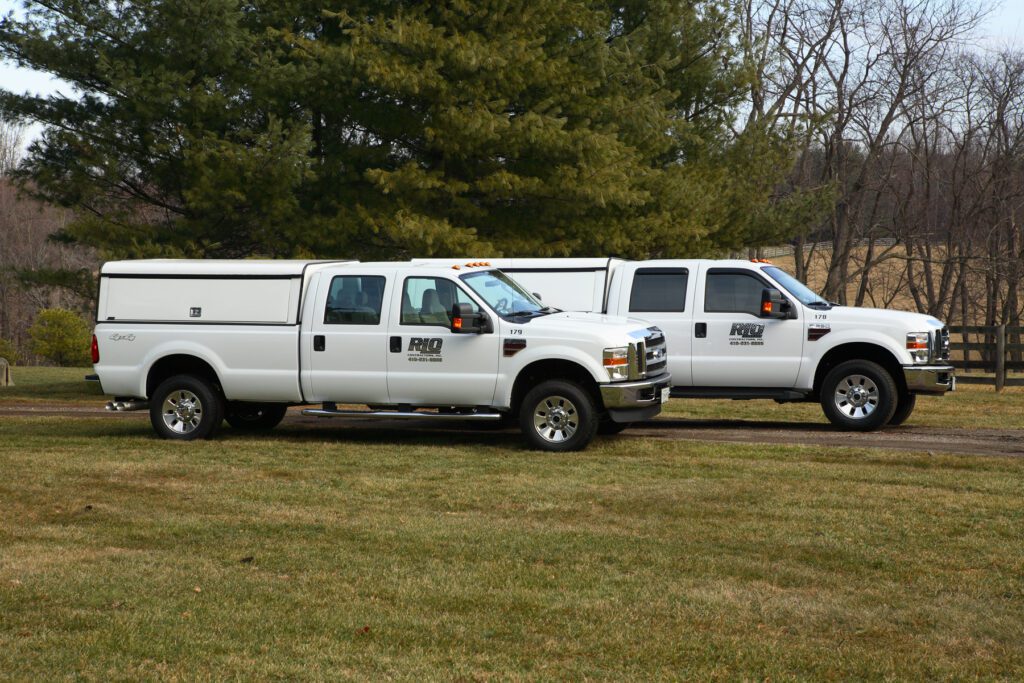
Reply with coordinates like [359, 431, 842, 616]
[624, 419, 1024, 458]
[3, 402, 1023, 457]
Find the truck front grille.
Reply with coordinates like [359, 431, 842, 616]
[932, 327, 950, 362]
[644, 328, 668, 377]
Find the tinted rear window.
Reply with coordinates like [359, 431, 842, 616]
[629, 269, 688, 313]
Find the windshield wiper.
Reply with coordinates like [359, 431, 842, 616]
[806, 301, 833, 309]
[509, 309, 543, 317]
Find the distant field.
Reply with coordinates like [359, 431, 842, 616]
[1, 415, 1022, 679]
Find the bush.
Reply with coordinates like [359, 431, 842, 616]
[0, 338, 19, 365]
[28, 308, 92, 366]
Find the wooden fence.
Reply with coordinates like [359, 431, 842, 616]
[948, 325, 1024, 389]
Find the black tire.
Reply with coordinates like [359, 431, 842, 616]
[888, 393, 917, 426]
[597, 416, 630, 435]
[820, 360, 898, 431]
[149, 374, 224, 440]
[225, 402, 288, 431]
[518, 379, 598, 452]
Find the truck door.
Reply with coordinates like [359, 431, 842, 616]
[618, 265, 694, 386]
[307, 270, 392, 403]
[386, 275, 500, 406]
[691, 266, 804, 387]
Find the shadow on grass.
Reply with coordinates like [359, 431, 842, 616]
[7, 413, 532, 451]
[244, 421, 528, 450]
[644, 417, 837, 432]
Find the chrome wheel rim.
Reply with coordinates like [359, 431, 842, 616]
[834, 374, 879, 419]
[162, 390, 204, 434]
[533, 395, 579, 443]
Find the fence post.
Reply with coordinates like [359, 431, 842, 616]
[995, 324, 1006, 392]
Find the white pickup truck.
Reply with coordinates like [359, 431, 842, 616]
[418, 258, 955, 430]
[89, 259, 671, 451]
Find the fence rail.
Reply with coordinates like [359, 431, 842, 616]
[948, 324, 1024, 389]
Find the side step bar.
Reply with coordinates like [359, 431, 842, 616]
[670, 387, 810, 401]
[302, 408, 502, 421]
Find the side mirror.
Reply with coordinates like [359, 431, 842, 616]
[451, 303, 490, 334]
[760, 288, 790, 319]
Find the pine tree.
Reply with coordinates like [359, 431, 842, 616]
[0, 1, 799, 260]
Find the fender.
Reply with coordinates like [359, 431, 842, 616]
[495, 344, 607, 408]
[797, 328, 909, 390]
[138, 341, 230, 398]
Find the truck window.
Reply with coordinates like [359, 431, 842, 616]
[324, 276, 385, 325]
[402, 277, 479, 326]
[704, 271, 766, 316]
[629, 268, 688, 313]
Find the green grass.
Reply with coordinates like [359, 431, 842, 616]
[1, 417, 1022, 680]
[0, 366, 105, 403]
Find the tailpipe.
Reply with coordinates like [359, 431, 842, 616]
[106, 398, 149, 412]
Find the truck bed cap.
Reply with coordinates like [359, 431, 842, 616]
[100, 259, 352, 277]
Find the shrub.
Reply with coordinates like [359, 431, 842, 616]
[0, 338, 19, 365]
[28, 308, 92, 366]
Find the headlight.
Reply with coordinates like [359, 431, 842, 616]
[603, 346, 629, 380]
[906, 332, 930, 363]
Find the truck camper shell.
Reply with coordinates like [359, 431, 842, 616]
[97, 259, 353, 325]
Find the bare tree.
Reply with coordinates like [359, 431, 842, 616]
[0, 118, 24, 175]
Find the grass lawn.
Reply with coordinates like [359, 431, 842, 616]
[0, 366, 105, 403]
[1, 416, 1022, 679]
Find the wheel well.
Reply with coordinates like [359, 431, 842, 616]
[510, 360, 600, 416]
[146, 355, 221, 398]
[813, 343, 905, 397]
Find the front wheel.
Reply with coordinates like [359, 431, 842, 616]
[519, 380, 598, 452]
[149, 374, 224, 440]
[225, 402, 288, 431]
[888, 393, 917, 426]
[820, 360, 897, 431]
[597, 415, 630, 435]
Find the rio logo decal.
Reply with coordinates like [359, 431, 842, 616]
[728, 323, 765, 347]
[407, 337, 443, 363]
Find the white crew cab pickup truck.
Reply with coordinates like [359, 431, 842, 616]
[417, 257, 955, 430]
[90, 259, 671, 451]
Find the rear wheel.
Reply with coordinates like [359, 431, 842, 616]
[225, 402, 288, 431]
[888, 393, 917, 426]
[820, 360, 897, 431]
[150, 374, 224, 440]
[519, 380, 597, 452]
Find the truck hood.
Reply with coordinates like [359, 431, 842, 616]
[824, 306, 945, 330]
[526, 311, 655, 340]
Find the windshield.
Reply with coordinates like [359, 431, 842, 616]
[461, 270, 546, 317]
[762, 266, 830, 307]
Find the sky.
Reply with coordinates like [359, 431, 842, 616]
[0, 0, 1022, 148]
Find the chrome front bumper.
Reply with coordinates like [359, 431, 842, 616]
[903, 365, 956, 394]
[600, 374, 672, 409]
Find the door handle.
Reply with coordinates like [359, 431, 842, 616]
[695, 323, 707, 338]
[313, 335, 325, 352]
[389, 336, 402, 353]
